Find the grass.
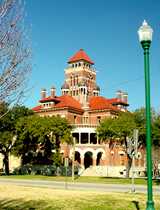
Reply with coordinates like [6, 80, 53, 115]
[1, 175, 160, 186]
[0, 184, 160, 210]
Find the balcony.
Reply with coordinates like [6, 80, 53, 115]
[71, 124, 98, 128]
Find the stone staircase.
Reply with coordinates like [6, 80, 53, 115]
[80, 166, 146, 177]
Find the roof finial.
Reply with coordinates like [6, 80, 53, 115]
[143, 20, 148, 26]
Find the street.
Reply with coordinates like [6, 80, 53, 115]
[0, 178, 159, 194]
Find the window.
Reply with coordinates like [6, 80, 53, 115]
[74, 115, 77, 124]
[83, 116, 88, 124]
[97, 116, 101, 123]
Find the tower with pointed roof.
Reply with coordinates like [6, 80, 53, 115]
[61, 49, 100, 108]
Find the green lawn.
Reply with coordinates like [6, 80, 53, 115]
[1, 174, 160, 185]
[0, 184, 160, 210]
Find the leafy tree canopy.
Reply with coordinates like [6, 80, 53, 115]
[0, 103, 33, 174]
[97, 112, 136, 143]
[15, 115, 73, 165]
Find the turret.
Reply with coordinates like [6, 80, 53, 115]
[61, 82, 69, 95]
[93, 84, 100, 96]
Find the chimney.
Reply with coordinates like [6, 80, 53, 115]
[41, 88, 46, 99]
[122, 92, 128, 103]
[116, 90, 122, 100]
[51, 86, 56, 98]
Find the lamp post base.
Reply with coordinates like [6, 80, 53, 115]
[146, 200, 155, 210]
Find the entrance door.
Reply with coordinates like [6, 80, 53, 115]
[84, 152, 93, 169]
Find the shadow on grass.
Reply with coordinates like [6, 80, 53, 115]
[154, 178, 160, 185]
[0, 198, 58, 210]
[132, 200, 140, 210]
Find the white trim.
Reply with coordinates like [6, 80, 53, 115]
[118, 151, 125, 155]
[72, 127, 96, 133]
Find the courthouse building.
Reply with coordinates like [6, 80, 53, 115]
[33, 49, 145, 176]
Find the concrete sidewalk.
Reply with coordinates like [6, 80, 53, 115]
[0, 178, 159, 194]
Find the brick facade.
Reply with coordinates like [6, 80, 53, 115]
[33, 49, 145, 177]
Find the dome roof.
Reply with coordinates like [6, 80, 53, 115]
[51, 85, 56, 90]
[61, 82, 69, 89]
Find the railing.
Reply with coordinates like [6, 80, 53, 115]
[65, 66, 96, 72]
[71, 124, 98, 128]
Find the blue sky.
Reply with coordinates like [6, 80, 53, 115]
[25, 0, 160, 112]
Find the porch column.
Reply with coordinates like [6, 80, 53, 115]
[81, 154, 84, 167]
[96, 133, 99, 144]
[88, 132, 90, 144]
[93, 153, 97, 166]
[79, 132, 81, 144]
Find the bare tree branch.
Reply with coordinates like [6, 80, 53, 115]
[0, 0, 31, 116]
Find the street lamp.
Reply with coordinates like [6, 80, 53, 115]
[138, 20, 155, 210]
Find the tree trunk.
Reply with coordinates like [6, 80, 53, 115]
[126, 153, 132, 178]
[3, 152, 9, 175]
[124, 136, 133, 178]
[55, 136, 60, 153]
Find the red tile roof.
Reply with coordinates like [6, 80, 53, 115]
[32, 105, 42, 111]
[55, 95, 83, 111]
[39, 96, 60, 103]
[107, 98, 129, 106]
[33, 95, 83, 112]
[33, 95, 125, 113]
[68, 49, 94, 65]
[89, 96, 119, 111]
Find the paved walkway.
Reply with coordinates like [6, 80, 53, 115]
[0, 178, 159, 194]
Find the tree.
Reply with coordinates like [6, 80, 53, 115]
[152, 115, 160, 145]
[0, 0, 31, 115]
[151, 114, 160, 177]
[97, 108, 160, 177]
[133, 107, 157, 145]
[15, 115, 73, 166]
[0, 102, 33, 175]
[97, 112, 136, 177]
